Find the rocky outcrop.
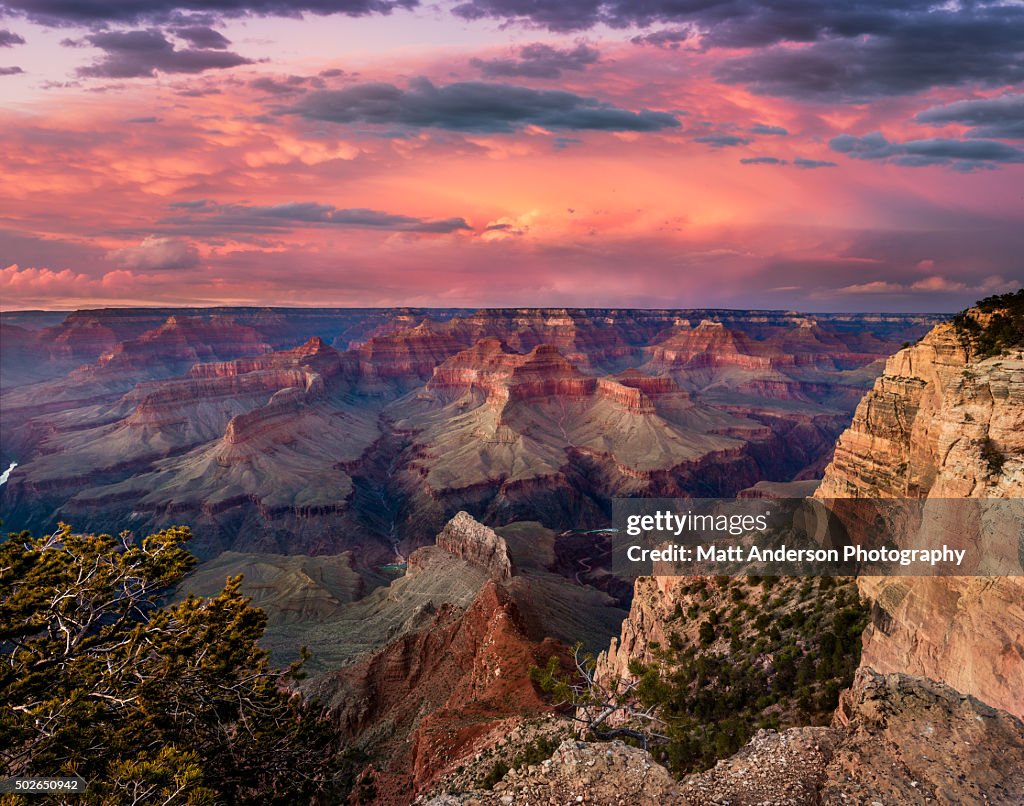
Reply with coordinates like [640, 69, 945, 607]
[679, 668, 1024, 805]
[614, 368, 683, 397]
[852, 574, 1024, 720]
[428, 669, 1024, 805]
[818, 310, 1023, 499]
[221, 386, 313, 447]
[594, 378, 655, 413]
[503, 345, 593, 400]
[188, 335, 346, 380]
[595, 575, 682, 684]
[311, 514, 561, 803]
[427, 340, 672, 414]
[39, 313, 129, 363]
[121, 340, 338, 433]
[822, 668, 1024, 803]
[435, 511, 514, 581]
[323, 581, 557, 798]
[817, 300, 1024, 718]
[422, 739, 679, 806]
[95, 315, 272, 374]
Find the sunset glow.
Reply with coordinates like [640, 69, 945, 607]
[1, 1, 1022, 311]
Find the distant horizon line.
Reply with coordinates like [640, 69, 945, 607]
[0, 304, 955, 316]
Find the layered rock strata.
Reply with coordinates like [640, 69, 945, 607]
[817, 304, 1024, 718]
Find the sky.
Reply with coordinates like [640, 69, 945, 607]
[0, 1, 1022, 312]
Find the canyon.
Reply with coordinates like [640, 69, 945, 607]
[1, 307, 939, 564]
[3, 301, 1020, 804]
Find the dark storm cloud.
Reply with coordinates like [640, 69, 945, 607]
[75, 29, 251, 78]
[694, 134, 750, 148]
[792, 157, 836, 169]
[168, 199, 217, 209]
[830, 132, 1024, 171]
[471, 43, 599, 79]
[454, 1, 1023, 101]
[0, 29, 26, 46]
[176, 85, 222, 96]
[451, 0, 909, 36]
[738, 155, 836, 167]
[1, 0, 417, 27]
[286, 77, 680, 133]
[250, 74, 312, 95]
[749, 123, 787, 136]
[451, 0, 604, 32]
[0, 65, 24, 74]
[449, 0, 1009, 46]
[915, 94, 1024, 140]
[713, 6, 1024, 102]
[630, 28, 694, 49]
[162, 200, 473, 233]
[171, 25, 230, 49]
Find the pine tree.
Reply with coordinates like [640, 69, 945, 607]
[1, 524, 342, 805]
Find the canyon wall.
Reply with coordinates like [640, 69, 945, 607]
[817, 305, 1024, 718]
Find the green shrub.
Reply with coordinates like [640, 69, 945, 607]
[628, 577, 869, 778]
[953, 290, 1024, 357]
[480, 761, 509, 790]
[981, 437, 1006, 475]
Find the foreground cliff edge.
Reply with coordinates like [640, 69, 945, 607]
[421, 293, 1024, 805]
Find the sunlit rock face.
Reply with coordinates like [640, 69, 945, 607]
[817, 303, 1024, 719]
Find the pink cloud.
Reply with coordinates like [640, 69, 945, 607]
[911, 276, 966, 292]
[1, 263, 93, 294]
[107, 236, 201, 270]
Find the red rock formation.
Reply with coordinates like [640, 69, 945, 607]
[614, 368, 683, 397]
[648, 320, 771, 370]
[356, 323, 465, 381]
[94, 315, 271, 372]
[426, 339, 594, 401]
[594, 378, 654, 413]
[40, 314, 127, 363]
[319, 579, 558, 802]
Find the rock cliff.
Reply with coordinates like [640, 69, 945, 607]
[309, 512, 560, 803]
[817, 297, 1024, 718]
